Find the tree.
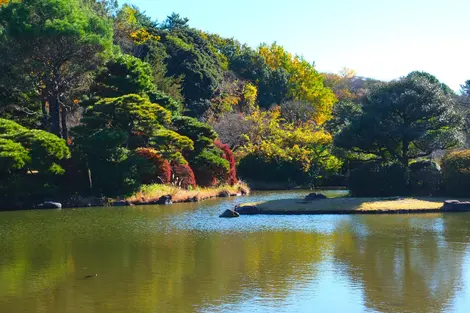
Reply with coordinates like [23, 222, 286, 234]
[91, 54, 155, 99]
[89, 54, 183, 114]
[72, 94, 183, 196]
[172, 116, 229, 186]
[159, 27, 224, 106]
[113, 4, 159, 58]
[0, 118, 70, 207]
[458, 80, 470, 142]
[335, 74, 464, 168]
[237, 108, 341, 187]
[161, 13, 189, 30]
[258, 43, 337, 124]
[0, 0, 113, 139]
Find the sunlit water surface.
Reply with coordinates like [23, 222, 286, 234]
[1, 190, 470, 313]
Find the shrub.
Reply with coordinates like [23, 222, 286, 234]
[135, 148, 172, 184]
[441, 150, 470, 197]
[348, 162, 410, 197]
[238, 154, 306, 187]
[214, 139, 238, 186]
[409, 161, 442, 196]
[191, 148, 229, 187]
[171, 163, 197, 189]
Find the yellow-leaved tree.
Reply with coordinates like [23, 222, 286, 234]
[237, 107, 342, 187]
[258, 43, 337, 125]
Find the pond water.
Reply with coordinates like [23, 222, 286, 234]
[1, 190, 470, 313]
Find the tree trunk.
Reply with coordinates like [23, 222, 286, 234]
[49, 94, 62, 138]
[60, 101, 68, 141]
[402, 141, 409, 168]
[86, 161, 93, 191]
[41, 97, 49, 131]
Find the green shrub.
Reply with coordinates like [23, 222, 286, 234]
[409, 161, 442, 196]
[441, 150, 470, 197]
[348, 162, 410, 197]
[238, 154, 306, 186]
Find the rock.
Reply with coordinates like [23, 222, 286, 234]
[239, 188, 248, 195]
[234, 205, 260, 215]
[304, 193, 327, 201]
[112, 201, 132, 207]
[157, 195, 173, 205]
[443, 200, 470, 211]
[36, 201, 62, 209]
[219, 209, 240, 218]
[218, 190, 231, 198]
[184, 196, 198, 203]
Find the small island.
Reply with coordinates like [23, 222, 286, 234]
[230, 196, 470, 216]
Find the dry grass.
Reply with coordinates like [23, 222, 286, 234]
[239, 197, 445, 214]
[127, 181, 250, 204]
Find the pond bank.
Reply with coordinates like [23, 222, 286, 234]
[124, 182, 250, 206]
[234, 197, 470, 215]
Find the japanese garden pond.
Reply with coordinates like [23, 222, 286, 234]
[1, 190, 470, 313]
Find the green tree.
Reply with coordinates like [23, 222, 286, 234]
[90, 54, 182, 114]
[0, 0, 114, 139]
[161, 13, 189, 30]
[159, 27, 224, 108]
[72, 94, 178, 195]
[172, 116, 229, 186]
[335, 73, 464, 168]
[0, 119, 70, 207]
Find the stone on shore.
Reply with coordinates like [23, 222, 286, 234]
[219, 209, 240, 218]
[36, 201, 62, 209]
[443, 200, 470, 211]
[218, 190, 231, 198]
[304, 193, 327, 201]
[234, 205, 260, 215]
[157, 195, 173, 205]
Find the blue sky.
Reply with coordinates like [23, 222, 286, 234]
[121, 0, 470, 91]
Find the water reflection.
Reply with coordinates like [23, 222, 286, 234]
[0, 192, 469, 313]
[333, 214, 469, 313]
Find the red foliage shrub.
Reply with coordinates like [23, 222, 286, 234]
[171, 163, 197, 189]
[214, 139, 238, 185]
[135, 148, 171, 184]
[193, 168, 219, 187]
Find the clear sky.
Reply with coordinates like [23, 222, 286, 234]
[121, 0, 470, 91]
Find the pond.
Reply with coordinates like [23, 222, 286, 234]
[1, 190, 470, 313]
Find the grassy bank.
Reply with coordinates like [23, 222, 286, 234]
[237, 197, 451, 215]
[127, 182, 250, 204]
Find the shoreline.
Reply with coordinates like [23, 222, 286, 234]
[0, 183, 251, 211]
[233, 198, 470, 215]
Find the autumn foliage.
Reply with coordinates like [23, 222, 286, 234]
[215, 139, 237, 185]
[135, 148, 171, 184]
[171, 163, 197, 189]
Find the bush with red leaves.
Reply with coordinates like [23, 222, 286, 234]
[214, 139, 238, 186]
[135, 148, 171, 184]
[171, 163, 197, 189]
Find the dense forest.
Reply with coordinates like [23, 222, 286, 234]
[1, 0, 470, 209]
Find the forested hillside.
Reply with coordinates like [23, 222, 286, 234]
[1, 0, 469, 208]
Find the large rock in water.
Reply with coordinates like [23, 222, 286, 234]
[156, 195, 173, 205]
[219, 209, 240, 218]
[234, 205, 260, 215]
[36, 201, 62, 209]
[218, 190, 231, 198]
[304, 193, 327, 201]
[443, 200, 470, 211]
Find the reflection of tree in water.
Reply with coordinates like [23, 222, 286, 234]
[0, 208, 331, 313]
[332, 214, 469, 313]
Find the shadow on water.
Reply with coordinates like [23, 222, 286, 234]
[0, 190, 470, 313]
